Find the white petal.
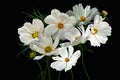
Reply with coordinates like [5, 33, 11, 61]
[50, 61, 66, 71]
[68, 46, 74, 58]
[58, 13, 69, 23]
[29, 41, 45, 53]
[94, 15, 103, 24]
[95, 34, 107, 44]
[19, 33, 33, 45]
[64, 27, 80, 42]
[45, 24, 58, 36]
[73, 3, 84, 17]
[87, 8, 99, 22]
[44, 15, 58, 24]
[51, 9, 60, 17]
[71, 50, 81, 66]
[18, 27, 27, 35]
[41, 34, 53, 46]
[32, 19, 44, 32]
[38, 34, 47, 47]
[68, 16, 76, 25]
[98, 22, 112, 36]
[53, 35, 59, 49]
[24, 22, 34, 33]
[60, 42, 71, 47]
[58, 47, 68, 58]
[52, 56, 63, 61]
[65, 62, 72, 72]
[64, 24, 73, 30]
[33, 55, 45, 60]
[88, 35, 101, 47]
[66, 10, 75, 16]
[84, 5, 90, 16]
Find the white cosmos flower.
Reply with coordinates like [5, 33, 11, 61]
[50, 46, 81, 72]
[44, 9, 77, 40]
[67, 3, 99, 25]
[60, 27, 81, 47]
[78, 25, 91, 44]
[29, 34, 59, 60]
[87, 15, 112, 47]
[60, 25, 90, 47]
[18, 19, 44, 45]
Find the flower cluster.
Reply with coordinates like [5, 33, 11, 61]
[17, 3, 112, 80]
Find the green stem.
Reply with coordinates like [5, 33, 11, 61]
[46, 57, 51, 80]
[43, 64, 48, 80]
[36, 60, 44, 80]
[81, 49, 91, 80]
[57, 71, 62, 80]
[71, 69, 74, 80]
[47, 64, 51, 80]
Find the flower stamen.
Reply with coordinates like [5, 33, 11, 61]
[92, 28, 98, 35]
[80, 16, 86, 22]
[32, 31, 39, 38]
[74, 35, 79, 40]
[57, 23, 64, 29]
[44, 46, 52, 53]
[65, 57, 69, 62]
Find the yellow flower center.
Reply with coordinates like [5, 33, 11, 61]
[57, 23, 64, 29]
[74, 35, 79, 40]
[92, 28, 98, 35]
[32, 31, 39, 38]
[44, 46, 52, 53]
[65, 57, 69, 62]
[80, 16, 86, 22]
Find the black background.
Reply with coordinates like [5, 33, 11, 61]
[13, 0, 114, 80]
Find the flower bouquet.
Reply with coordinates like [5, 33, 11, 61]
[17, 3, 112, 80]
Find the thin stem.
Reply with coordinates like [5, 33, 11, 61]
[71, 69, 74, 80]
[36, 60, 44, 80]
[81, 49, 91, 80]
[43, 64, 48, 80]
[57, 71, 62, 80]
[46, 57, 51, 80]
[47, 64, 51, 80]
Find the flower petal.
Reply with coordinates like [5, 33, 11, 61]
[33, 55, 45, 60]
[50, 61, 66, 71]
[32, 19, 44, 32]
[71, 50, 81, 66]
[65, 62, 72, 72]
[19, 33, 33, 45]
[58, 47, 68, 58]
[51, 9, 60, 18]
[68, 46, 74, 58]
[18, 27, 28, 35]
[88, 35, 101, 47]
[58, 13, 69, 23]
[66, 16, 76, 25]
[45, 24, 58, 36]
[52, 56, 63, 61]
[29, 41, 45, 53]
[53, 35, 59, 49]
[44, 15, 58, 24]
[24, 22, 34, 33]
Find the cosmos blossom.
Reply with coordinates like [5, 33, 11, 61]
[87, 15, 112, 47]
[50, 46, 81, 72]
[44, 9, 77, 40]
[18, 19, 44, 45]
[67, 3, 99, 25]
[29, 34, 59, 60]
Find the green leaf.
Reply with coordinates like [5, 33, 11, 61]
[22, 8, 46, 21]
